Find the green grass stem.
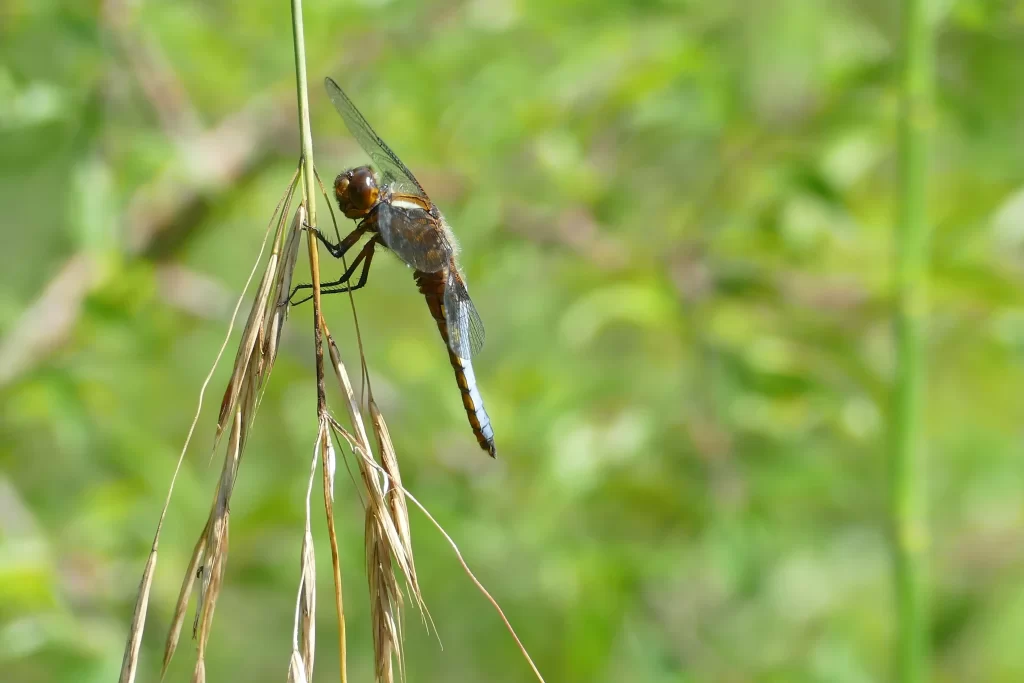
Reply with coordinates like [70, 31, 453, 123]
[892, 0, 934, 681]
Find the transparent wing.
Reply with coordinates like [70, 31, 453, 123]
[374, 202, 450, 272]
[325, 77, 427, 197]
[444, 268, 486, 359]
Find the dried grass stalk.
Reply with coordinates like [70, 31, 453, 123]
[320, 416, 349, 683]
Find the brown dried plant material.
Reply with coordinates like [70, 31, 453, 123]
[177, 202, 301, 674]
[118, 169, 300, 683]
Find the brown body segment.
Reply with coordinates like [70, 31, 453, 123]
[414, 266, 496, 457]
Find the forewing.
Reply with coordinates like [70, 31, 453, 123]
[444, 268, 486, 359]
[375, 202, 450, 273]
[325, 77, 427, 197]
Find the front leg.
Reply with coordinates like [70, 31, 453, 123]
[281, 223, 370, 309]
[310, 223, 367, 259]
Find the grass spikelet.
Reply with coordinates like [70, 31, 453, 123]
[287, 650, 309, 683]
[265, 200, 304, 369]
[191, 659, 204, 683]
[159, 525, 207, 679]
[117, 547, 156, 683]
[289, 422, 323, 683]
[325, 327, 405, 679]
[191, 407, 242, 676]
[297, 506, 317, 676]
[352, 448, 547, 683]
[215, 218, 284, 444]
[366, 513, 401, 683]
[369, 401, 412, 567]
[369, 400, 429, 624]
[322, 327, 419, 681]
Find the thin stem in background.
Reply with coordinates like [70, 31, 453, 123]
[892, 0, 933, 681]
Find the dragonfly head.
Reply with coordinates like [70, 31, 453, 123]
[334, 166, 380, 219]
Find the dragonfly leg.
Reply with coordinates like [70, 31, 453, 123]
[301, 220, 339, 249]
[312, 224, 366, 259]
[319, 235, 380, 296]
[287, 225, 368, 307]
[289, 235, 380, 306]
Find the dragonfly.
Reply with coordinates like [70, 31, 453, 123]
[291, 77, 496, 458]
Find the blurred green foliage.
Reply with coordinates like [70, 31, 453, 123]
[2, 0, 1024, 681]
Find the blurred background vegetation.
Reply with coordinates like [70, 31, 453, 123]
[2, 0, 1024, 681]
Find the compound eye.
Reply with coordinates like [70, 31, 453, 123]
[334, 174, 350, 203]
[349, 167, 379, 210]
[334, 168, 379, 218]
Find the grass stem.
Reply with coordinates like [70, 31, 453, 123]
[290, 2, 348, 681]
[892, 0, 933, 680]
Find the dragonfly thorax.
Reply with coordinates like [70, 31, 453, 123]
[334, 165, 380, 219]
